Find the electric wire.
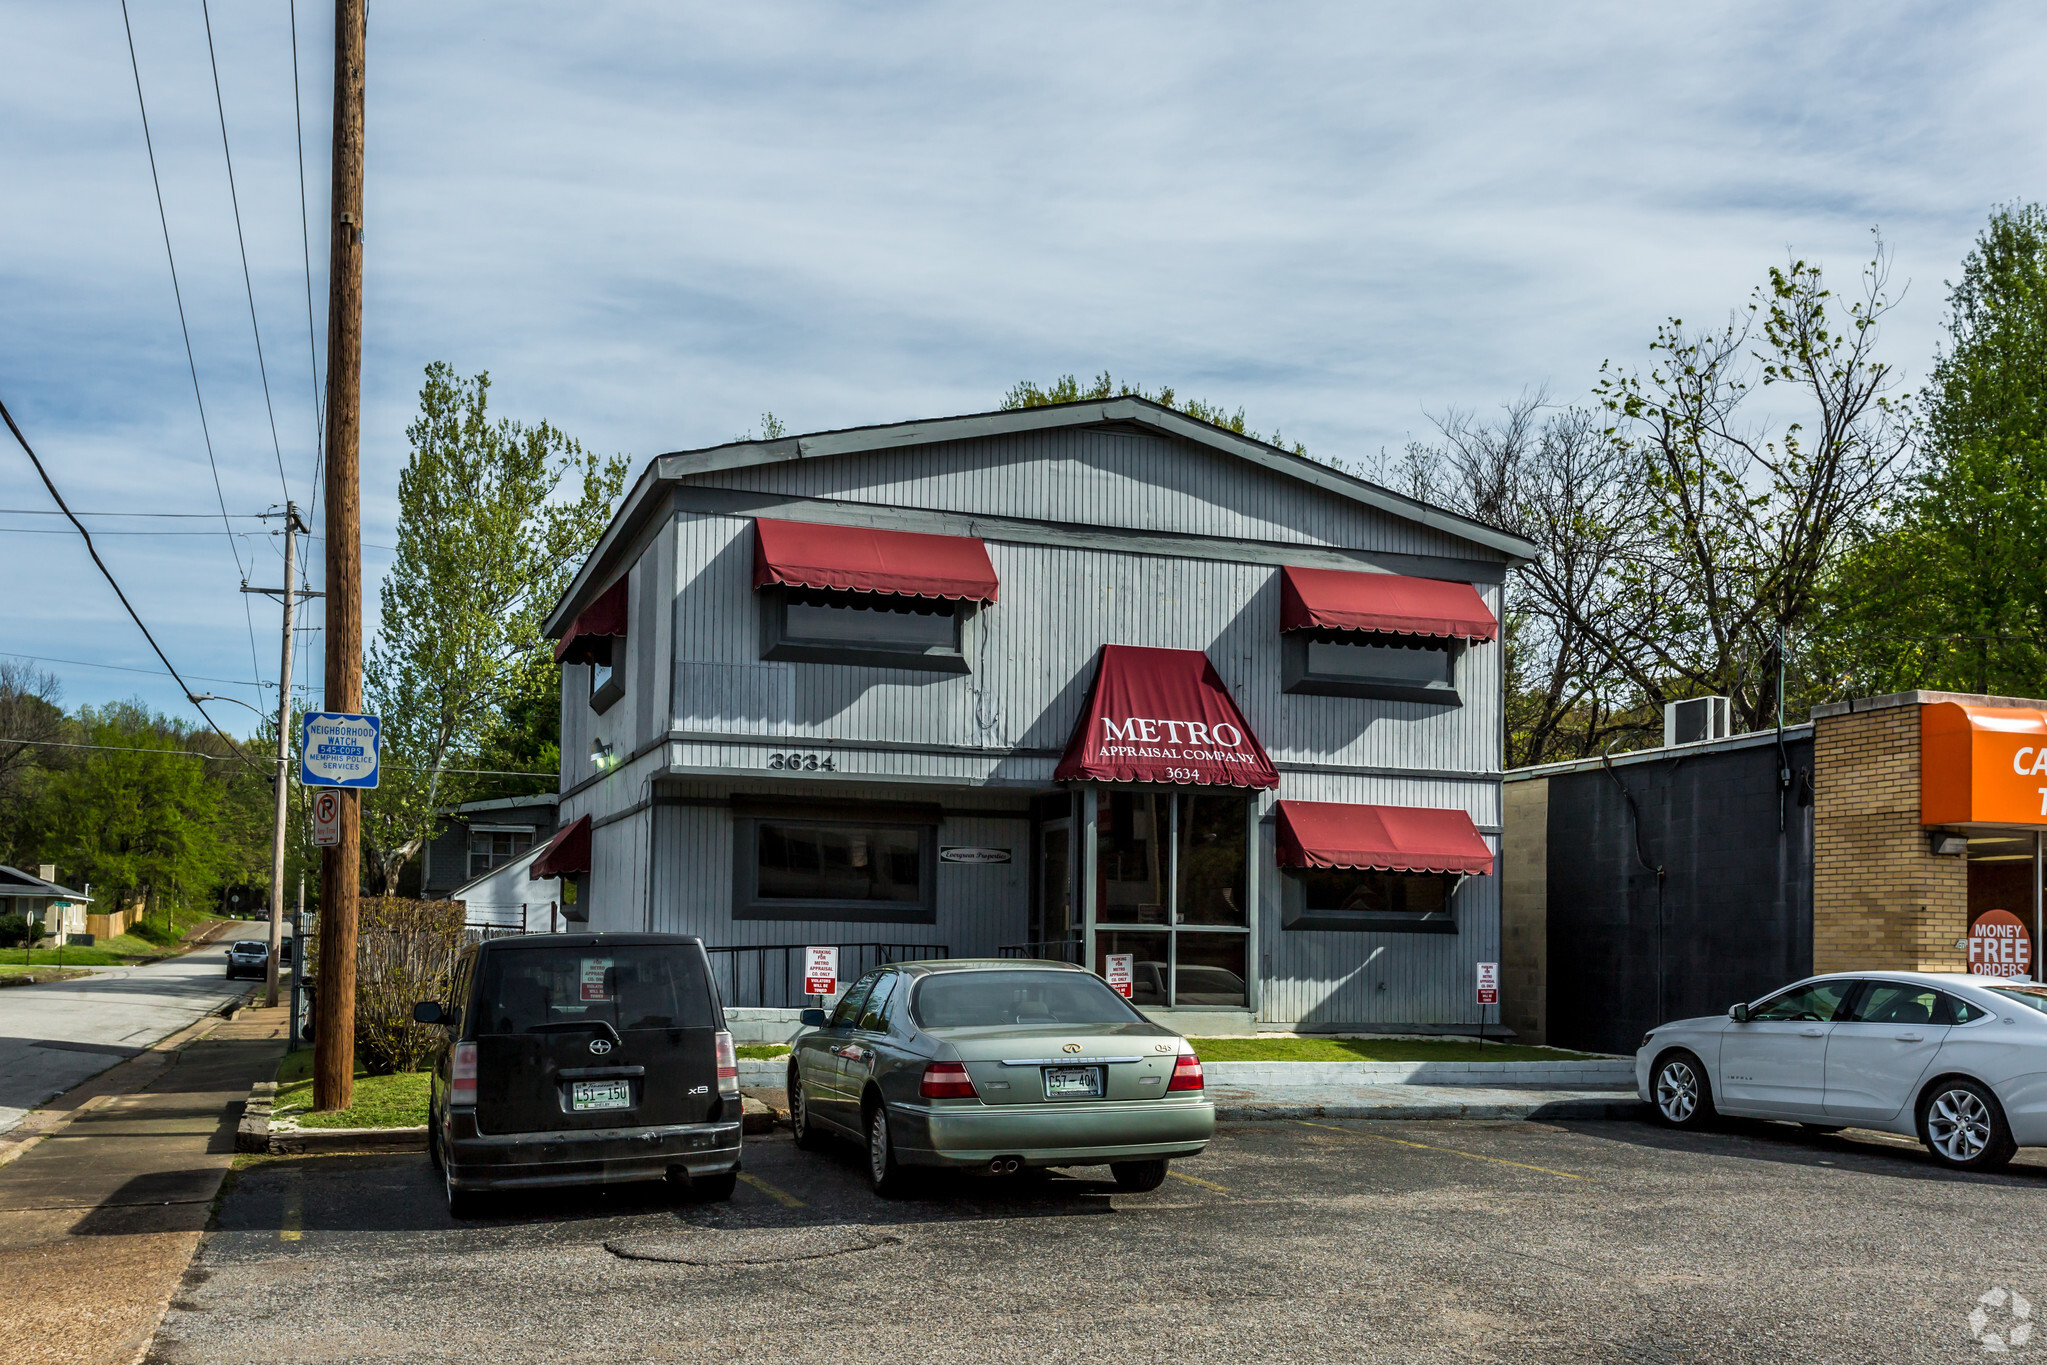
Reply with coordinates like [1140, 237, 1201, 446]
[117, 0, 268, 708]
[289, 0, 323, 522]
[0, 649, 280, 690]
[199, 0, 292, 510]
[0, 394, 268, 776]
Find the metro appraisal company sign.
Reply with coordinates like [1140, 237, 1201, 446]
[1054, 644, 1278, 788]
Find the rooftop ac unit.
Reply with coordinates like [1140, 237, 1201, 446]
[1664, 696, 1732, 748]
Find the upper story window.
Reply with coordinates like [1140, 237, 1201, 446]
[553, 577, 628, 714]
[467, 827, 534, 879]
[1278, 565, 1495, 706]
[752, 518, 996, 675]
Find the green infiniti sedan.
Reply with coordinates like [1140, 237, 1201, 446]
[787, 959, 1215, 1196]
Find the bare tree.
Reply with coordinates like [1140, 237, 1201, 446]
[0, 661, 63, 797]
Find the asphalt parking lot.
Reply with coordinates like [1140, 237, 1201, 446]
[150, 1115, 2047, 1364]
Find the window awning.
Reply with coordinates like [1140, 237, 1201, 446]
[1279, 566, 1496, 642]
[1922, 700, 2047, 826]
[529, 815, 591, 880]
[552, 578, 628, 664]
[752, 518, 1000, 602]
[1054, 644, 1278, 788]
[1275, 800, 1494, 875]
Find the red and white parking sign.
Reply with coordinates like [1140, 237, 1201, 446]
[1476, 961, 1499, 1005]
[1969, 910, 2033, 979]
[311, 790, 341, 848]
[1105, 953, 1134, 999]
[804, 946, 838, 997]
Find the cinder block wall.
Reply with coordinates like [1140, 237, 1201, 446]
[1812, 700, 1967, 972]
[1500, 777, 1548, 1045]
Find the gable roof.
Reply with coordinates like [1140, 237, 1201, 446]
[0, 864, 92, 902]
[545, 397, 1536, 636]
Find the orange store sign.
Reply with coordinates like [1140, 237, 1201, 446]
[1921, 701, 2047, 826]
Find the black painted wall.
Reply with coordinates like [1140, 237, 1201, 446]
[1544, 735, 1814, 1056]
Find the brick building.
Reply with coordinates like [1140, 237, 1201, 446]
[1502, 689, 2046, 1054]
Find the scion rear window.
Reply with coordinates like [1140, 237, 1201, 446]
[476, 946, 715, 1034]
[911, 970, 1145, 1029]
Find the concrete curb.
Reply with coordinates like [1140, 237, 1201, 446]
[1209, 1089, 1650, 1123]
[1202, 1058, 1637, 1087]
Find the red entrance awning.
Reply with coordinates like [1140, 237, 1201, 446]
[1275, 800, 1494, 875]
[752, 518, 1000, 602]
[529, 815, 591, 880]
[553, 578, 628, 663]
[1279, 565, 1496, 641]
[1054, 644, 1278, 788]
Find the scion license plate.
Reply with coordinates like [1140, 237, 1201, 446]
[570, 1079, 632, 1111]
[1043, 1066, 1102, 1099]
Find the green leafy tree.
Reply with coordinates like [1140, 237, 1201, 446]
[1003, 371, 1309, 456]
[360, 364, 628, 893]
[1817, 205, 2047, 697]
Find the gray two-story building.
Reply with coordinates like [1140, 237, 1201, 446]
[535, 398, 1534, 1033]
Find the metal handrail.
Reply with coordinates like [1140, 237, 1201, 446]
[703, 941, 949, 1010]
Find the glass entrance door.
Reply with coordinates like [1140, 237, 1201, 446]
[1092, 789, 1250, 1009]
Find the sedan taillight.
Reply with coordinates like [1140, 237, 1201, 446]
[920, 1061, 979, 1099]
[451, 1041, 478, 1106]
[1167, 1052, 1204, 1092]
[715, 1030, 740, 1098]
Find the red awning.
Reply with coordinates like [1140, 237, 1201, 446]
[1275, 800, 1494, 875]
[1054, 644, 1278, 788]
[553, 578, 628, 663]
[529, 815, 591, 880]
[753, 518, 999, 602]
[1280, 566, 1496, 642]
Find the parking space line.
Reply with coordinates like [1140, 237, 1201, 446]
[1166, 1169, 1231, 1194]
[1294, 1121, 1590, 1181]
[736, 1172, 805, 1207]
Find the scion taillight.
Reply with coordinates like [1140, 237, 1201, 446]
[715, 1030, 740, 1098]
[919, 1061, 979, 1099]
[1167, 1052, 1204, 1092]
[451, 1041, 478, 1106]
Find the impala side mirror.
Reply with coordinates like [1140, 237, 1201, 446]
[1729, 1002, 1751, 1023]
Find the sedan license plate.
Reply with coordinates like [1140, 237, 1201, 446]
[1043, 1066, 1102, 1099]
[570, 1079, 632, 1112]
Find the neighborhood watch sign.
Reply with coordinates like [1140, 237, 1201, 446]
[1054, 644, 1279, 788]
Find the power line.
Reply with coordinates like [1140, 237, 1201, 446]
[0, 394, 267, 775]
[289, 0, 324, 527]
[199, 0, 292, 510]
[3, 736, 557, 781]
[117, 0, 268, 707]
[0, 649, 284, 690]
[0, 508, 270, 518]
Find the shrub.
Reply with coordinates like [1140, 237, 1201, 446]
[0, 915, 47, 950]
[352, 897, 466, 1075]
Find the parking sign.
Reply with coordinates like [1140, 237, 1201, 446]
[1105, 953, 1134, 999]
[310, 789, 341, 847]
[300, 712, 382, 788]
[1476, 961, 1499, 1005]
[804, 946, 838, 997]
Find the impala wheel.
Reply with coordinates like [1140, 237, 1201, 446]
[1920, 1079, 2015, 1172]
[1653, 1051, 1715, 1129]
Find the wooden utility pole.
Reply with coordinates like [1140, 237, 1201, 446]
[263, 500, 302, 1008]
[314, 0, 366, 1113]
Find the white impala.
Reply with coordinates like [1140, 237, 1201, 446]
[1637, 971, 2047, 1171]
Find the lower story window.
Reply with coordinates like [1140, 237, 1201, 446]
[735, 813, 938, 923]
[1281, 869, 1459, 933]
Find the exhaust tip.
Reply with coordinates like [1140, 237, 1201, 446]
[989, 1156, 1022, 1175]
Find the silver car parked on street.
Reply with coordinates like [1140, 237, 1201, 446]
[787, 959, 1215, 1196]
[1638, 971, 2047, 1170]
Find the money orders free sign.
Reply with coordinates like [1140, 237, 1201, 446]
[300, 712, 382, 788]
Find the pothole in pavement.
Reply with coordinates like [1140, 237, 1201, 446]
[604, 1226, 901, 1266]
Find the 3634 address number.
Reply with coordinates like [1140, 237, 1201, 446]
[767, 752, 835, 771]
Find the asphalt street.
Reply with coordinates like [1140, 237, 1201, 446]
[0, 936, 274, 1133]
[153, 1114, 2045, 1364]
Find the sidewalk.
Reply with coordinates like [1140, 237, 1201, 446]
[0, 1002, 287, 1365]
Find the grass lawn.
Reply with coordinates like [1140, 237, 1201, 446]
[1186, 1036, 1601, 1063]
[736, 1044, 791, 1060]
[4, 918, 235, 969]
[0, 963, 95, 985]
[273, 1049, 430, 1129]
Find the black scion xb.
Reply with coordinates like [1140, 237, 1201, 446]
[414, 933, 743, 1216]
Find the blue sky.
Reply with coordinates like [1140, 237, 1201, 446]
[1, 1, 2041, 731]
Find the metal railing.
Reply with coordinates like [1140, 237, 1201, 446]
[998, 939, 1084, 964]
[705, 942, 949, 1010]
